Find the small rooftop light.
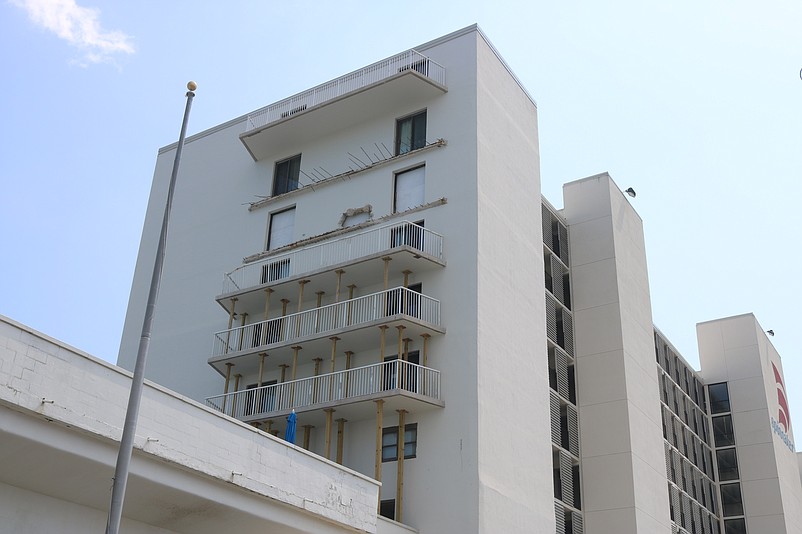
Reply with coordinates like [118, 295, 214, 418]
[767, 329, 775, 336]
[624, 187, 636, 198]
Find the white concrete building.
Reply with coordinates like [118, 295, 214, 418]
[113, 25, 802, 534]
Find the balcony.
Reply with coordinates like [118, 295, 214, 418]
[240, 50, 447, 160]
[209, 286, 444, 375]
[218, 221, 445, 314]
[205, 360, 442, 425]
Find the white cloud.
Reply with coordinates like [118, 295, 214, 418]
[12, 0, 134, 65]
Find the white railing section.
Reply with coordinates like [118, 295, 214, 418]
[245, 50, 446, 132]
[206, 360, 441, 419]
[222, 221, 443, 294]
[212, 286, 440, 357]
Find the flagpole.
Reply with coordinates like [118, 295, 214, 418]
[106, 81, 197, 534]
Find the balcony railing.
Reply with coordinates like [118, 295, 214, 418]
[245, 50, 446, 132]
[206, 360, 441, 419]
[212, 286, 440, 358]
[222, 221, 444, 295]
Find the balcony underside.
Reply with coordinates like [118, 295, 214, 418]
[240, 70, 447, 161]
[216, 245, 445, 315]
[208, 314, 444, 377]
[241, 389, 444, 429]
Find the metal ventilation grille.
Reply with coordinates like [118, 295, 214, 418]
[551, 255, 566, 305]
[558, 223, 569, 265]
[554, 501, 565, 534]
[555, 348, 570, 400]
[681, 495, 692, 531]
[562, 311, 574, 356]
[560, 451, 573, 507]
[664, 442, 673, 481]
[670, 485, 681, 524]
[572, 511, 584, 534]
[692, 501, 703, 534]
[546, 294, 557, 343]
[550, 392, 561, 446]
[567, 405, 579, 457]
[671, 450, 681, 485]
[542, 204, 554, 252]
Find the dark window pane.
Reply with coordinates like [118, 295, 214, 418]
[709, 383, 731, 414]
[717, 448, 740, 481]
[395, 111, 427, 154]
[721, 483, 744, 517]
[724, 518, 747, 534]
[713, 415, 736, 447]
[272, 154, 301, 196]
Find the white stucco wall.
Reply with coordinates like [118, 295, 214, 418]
[563, 173, 672, 533]
[1, 314, 379, 533]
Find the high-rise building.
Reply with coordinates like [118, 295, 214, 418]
[119, 25, 802, 534]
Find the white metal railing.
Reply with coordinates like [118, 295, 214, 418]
[212, 286, 440, 357]
[245, 50, 446, 132]
[206, 360, 440, 419]
[222, 221, 444, 294]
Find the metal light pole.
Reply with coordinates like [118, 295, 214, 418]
[106, 81, 197, 534]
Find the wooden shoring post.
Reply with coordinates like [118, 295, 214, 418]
[346, 284, 357, 325]
[279, 364, 289, 383]
[258, 353, 266, 387]
[396, 326, 405, 388]
[296, 280, 309, 337]
[265, 420, 273, 433]
[271, 430, 280, 437]
[281, 299, 290, 316]
[313, 358, 323, 376]
[222, 362, 234, 413]
[335, 418, 347, 465]
[379, 326, 388, 362]
[401, 270, 412, 315]
[344, 351, 353, 397]
[315, 291, 325, 332]
[225, 298, 237, 354]
[324, 408, 335, 460]
[233, 373, 242, 392]
[374, 399, 384, 482]
[329, 337, 339, 400]
[334, 270, 345, 303]
[291, 346, 301, 405]
[262, 288, 273, 344]
[302, 425, 314, 450]
[402, 270, 412, 288]
[403, 338, 412, 390]
[232, 374, 242, 414]
[237, 312, 248, 351]
[280, 298, 290, 342]
[382, 258, 391, 290]
[396, 409, 407, 523]
[421, 333, 431, 393]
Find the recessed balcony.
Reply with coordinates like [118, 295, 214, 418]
[217, 221, 445, 315]
[208, 286, 444, 375]
[240, 49, 447, 160]
[205, 359, 443, 426]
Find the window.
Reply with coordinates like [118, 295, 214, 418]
[720, 482, 744, 516]
[395, 110, 426, 155]
[713, 415, 735, 447]
[267, 207, 295, 250]
[724, 518, 747, 534]
[382, 423, 418, 462]
[379, 499, 395, 520]
[272, 154, 301, 196]
[717, 448, 740, 481]
[394, 166, 425, 213]
[709, 382, 731, 413]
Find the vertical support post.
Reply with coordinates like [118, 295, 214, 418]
[222, 362, 234, 413]
[335, 269, 345, 302]
[237, 312, 248, 351]
[297, 280, 309, 313]
[233, 374, 241, 415]
[262, 288, 273, 344]
[324, 408, 335, 460]
[279, 364, 289, 383]
[382, 258, 391, 290]
[379, 326, 388, 362]
[266, 420, 273, 434]
[315, 291, 325, 332]
[344, 351, 353, 397]
[291, 346, 301, 407]
[402, 270, 412, 288]
[346, 284, 357, 325]
[396, 409, 407, 523]
[313, 358, 323, 376]
[329, 337, 339, 373]
[401, 270, 412, 315]
[302, 425, 313, 450]
[257, 353, 266, 387]
[374, 399, 384, 511]
[336, 418, 347, 464]
[224, 298, 237, 354]
[280, 298, 290, 342]
[421, 333, 431, 394]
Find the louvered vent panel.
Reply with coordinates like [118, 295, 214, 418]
[550, 392, 561, 446]
[692, 502, 703, 534]
[671, 451, 682, 486]
[671, 485, 681, 527]
[554, 501, 565, 534]
[682, 495, 692, 530]
[546, 294, 557, 344]
[666, 383, 676, 412]
[542, 205, 553, 251]
[552, 255, 565, 306]
[558, 223, 569, 265]
[562, 310, 574, 356]
[672, 525, 680, 534]
[664, 442, 673, 481]
[572, 511, 584, 534]
[701, 511, 711, 534]
[560, 451, 573, 507]
[567, 404, 579, 457]
[556, 348, 570, 400]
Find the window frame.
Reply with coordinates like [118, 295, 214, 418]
[272, 154, 301, 196]
[395, 110, 427, 155]
[266, 206, 296, 251]
[381, 423, 418, 462]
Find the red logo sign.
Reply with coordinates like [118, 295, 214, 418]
[772, 362, 791, 433]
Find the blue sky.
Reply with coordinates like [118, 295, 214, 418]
[2, 1, 801, 433]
